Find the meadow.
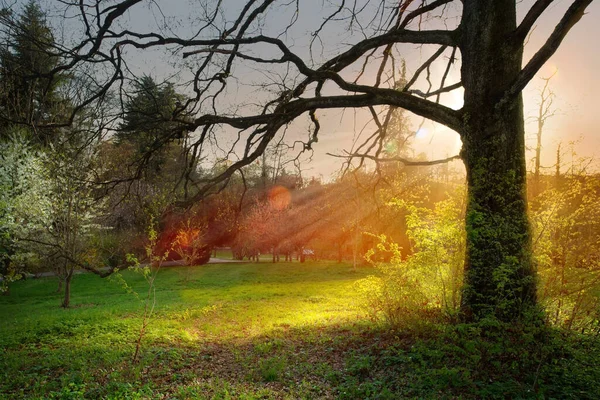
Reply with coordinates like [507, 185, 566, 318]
[1, 260, 599, 399]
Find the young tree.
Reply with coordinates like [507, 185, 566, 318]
[45, 146, 107, 308]
[16, 0, 596, 322]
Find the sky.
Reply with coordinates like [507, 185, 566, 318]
[21, 0, 600, 179]
[520, 0, 600, 175]
[309, 0, 600, 179]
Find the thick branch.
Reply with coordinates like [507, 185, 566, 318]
[321, 28, 457, 74]
[514, 0, 555, 42]
[188, 90, 462, 135]
[505, 0, 593, 102]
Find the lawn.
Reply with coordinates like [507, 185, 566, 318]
[1, 261, 599, 399]
[0, 261, 373, 399]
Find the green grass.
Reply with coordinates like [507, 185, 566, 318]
[1, 261, 599, 399]
[212, 249, 234, 259]
[0, 261, 371, 398]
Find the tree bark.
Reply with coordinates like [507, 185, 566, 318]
[459, 0, 538, 321]
[61, 269, 73, 308]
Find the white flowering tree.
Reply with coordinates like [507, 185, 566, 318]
[1, 133, 116, 306]
[43, 146, 109, 307]
[0, 134, 51, 292]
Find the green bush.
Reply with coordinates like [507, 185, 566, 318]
[356, 190, 465, 326]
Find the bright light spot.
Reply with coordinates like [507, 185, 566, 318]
[454, 135, 463, 155]
[540, 64, 559, 80]
[451, 89, 464, 109]
[415, 127, 428, 139]
[268, 186, 291, 210]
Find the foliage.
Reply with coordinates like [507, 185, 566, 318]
[357, 188, 466, 326]
[532, 175, 600, 332]
[337, 321, 600, 399]
[172, 219, 211, 266]
[0, 133, 51, 289]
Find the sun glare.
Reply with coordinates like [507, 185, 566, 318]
[268, 186, 292, 210]
[415, 127, 428, 139]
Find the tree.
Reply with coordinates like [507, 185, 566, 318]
[0, 1, 66, 145]
[116, 75, 190, 173]
[18, 0, 595, 322]
[531, 71, 558, 197]
[0, 132, 50, 291]
[44, 146, 107, 308]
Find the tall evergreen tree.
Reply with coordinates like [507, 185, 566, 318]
[117, 75, 189, 173]
[0, 1, 65, 145]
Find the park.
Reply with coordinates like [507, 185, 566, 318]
[1, 0, 600, 398]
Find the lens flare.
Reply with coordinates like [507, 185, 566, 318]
[268, 185, 291, 210]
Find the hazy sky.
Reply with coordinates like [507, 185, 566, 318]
[312, 1, 600, 178]
[519, 0, 600, 174]
[22, 1, 600, 178]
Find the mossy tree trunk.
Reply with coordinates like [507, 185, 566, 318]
[459, 0, 537, 321]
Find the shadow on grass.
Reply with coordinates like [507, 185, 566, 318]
[2, 318, 600, 399]
[2, 261, 600, 399]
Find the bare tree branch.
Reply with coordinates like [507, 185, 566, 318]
[505, 0, 593, 103]
[326, 151, 461, 166]
[399, 0, 456, 29]
[514, 0, 555, 42]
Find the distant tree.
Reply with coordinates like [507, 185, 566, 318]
[116, 76, 190, 174]
[0, 1, 67, 144]
[531, 71, 558, 197]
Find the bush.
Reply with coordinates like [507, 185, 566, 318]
[356, 190, 465, 326]
[532, 176, 600, 332]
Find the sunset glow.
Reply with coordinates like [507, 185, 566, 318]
[268, 186, 292, 211]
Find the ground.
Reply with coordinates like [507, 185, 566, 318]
[1, 261, 599, 399]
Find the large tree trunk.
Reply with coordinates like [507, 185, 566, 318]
[459, 0, 538, 321]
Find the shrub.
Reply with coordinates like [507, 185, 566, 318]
[356, 189, 465, 326]
[532, 176, 600, 332]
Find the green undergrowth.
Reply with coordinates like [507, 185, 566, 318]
[1, 262, 599, 399]
[337, 321, 600, 399]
